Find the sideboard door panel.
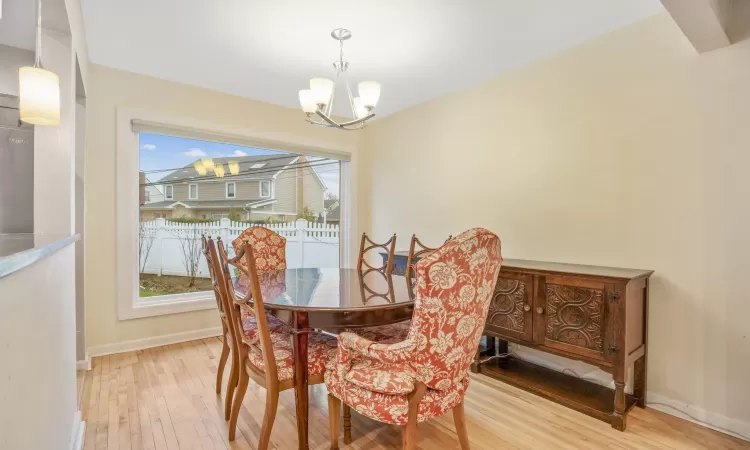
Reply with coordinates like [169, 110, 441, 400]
[485, 272, 534, 342]
[535, 275, 611, 362]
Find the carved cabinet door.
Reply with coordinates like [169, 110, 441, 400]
[533, 275, 614, 363]
[485, 272, 534, 342]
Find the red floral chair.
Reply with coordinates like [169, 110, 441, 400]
[325, 228, 503, 449]
[232, 226, 287, 274]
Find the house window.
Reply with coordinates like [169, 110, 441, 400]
[154, 213, 167, 219]
[213, 213, 229, 220]
[226, 182, 236, 199]
[260, 180, 271, 198]
[145, 191, 151, 203]
[189, 183, 198, 199]
[164, 185, 174, 200]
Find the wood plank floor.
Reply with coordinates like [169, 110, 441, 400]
[80, 337, 749, 450]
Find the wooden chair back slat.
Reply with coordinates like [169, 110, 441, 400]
[357, 233, 397, 276]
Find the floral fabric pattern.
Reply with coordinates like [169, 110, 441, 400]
[246, 330, 339, 381]
[227, 313, 291, 345]
[232, 226, 287, 274]
[325, 228, 502, 425]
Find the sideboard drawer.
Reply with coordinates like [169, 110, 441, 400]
[485, 272, 534, 343]
[534, 275, 614, 363]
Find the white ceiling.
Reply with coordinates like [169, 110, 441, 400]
[80, 0, 664, 117]
[0, 0, 37, 51]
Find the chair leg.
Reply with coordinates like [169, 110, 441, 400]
[402, 382, 427, 450]
[452, 400, 470, 450]
[258, 387, 279, 450]
[327, 395, 341, 450]
[343, 404, 352, 444]
[216, 336, 230, 395]
[228, 369, 249, 442]
[224, 348, 239, 421]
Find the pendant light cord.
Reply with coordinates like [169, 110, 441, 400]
[34, 0, 43, 68]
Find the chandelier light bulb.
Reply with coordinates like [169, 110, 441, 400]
[358, 81, 381, 109]
[299, 89, 317, 113]
[214, 164, 226, 178]
[310, 78, 334, 106]
[228, 161, 240, 175]
[353, 97, 369, 119]
[201, 158, 215, 171]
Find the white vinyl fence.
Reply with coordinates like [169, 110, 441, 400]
[139, 218, 339, 278]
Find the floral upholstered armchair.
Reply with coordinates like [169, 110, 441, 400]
[231, 226, 287, 274]
[325, 228, 503, 449]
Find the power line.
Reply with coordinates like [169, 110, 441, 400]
[140, 160, 340, 187]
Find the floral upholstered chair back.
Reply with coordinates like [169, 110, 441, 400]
[408, 227, 503, 391]
[231, 226, 287, 274]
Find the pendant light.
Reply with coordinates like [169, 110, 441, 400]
[19, 0, 61, 126]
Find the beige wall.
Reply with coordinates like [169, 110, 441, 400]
[362, 13, 750, 434]
[85, 64, 358, 349]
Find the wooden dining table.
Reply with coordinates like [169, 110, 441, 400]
[232, 267, 414, 450]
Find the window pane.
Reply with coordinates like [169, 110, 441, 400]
[138, 132, 344, 302]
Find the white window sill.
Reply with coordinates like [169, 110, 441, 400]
[119, 291, 217, 320]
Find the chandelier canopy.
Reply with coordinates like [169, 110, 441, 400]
[299, 29, 380, 130]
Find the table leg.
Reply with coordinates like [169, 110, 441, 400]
[292, 312, 310, 450]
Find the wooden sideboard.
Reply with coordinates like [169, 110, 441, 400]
[385, 252, 653, 431]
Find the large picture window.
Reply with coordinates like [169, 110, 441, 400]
[136, 131, 345, 305]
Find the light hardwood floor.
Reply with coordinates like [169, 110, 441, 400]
[80, 338, 748, 450]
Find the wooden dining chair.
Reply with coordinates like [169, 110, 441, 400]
[358, 232, 397, 276]
[325, 228, 503, 450]
[212, 237, 339, 447]
[201, 235, 232, 400]
[231, 225, 287, 274]
[405, 234, 452, 298]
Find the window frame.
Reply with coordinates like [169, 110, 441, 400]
[164, 184, 174, 200]
[212, 213, 229, 220]
[117, 107, 355, 320]
[259, 180, 271, 198]
[226, 182, 236, 199]
[189, 183, 199, 200]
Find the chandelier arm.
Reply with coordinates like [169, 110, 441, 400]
[336, 113, 375, 128]
[326, 68, 340, 117]
[344, 72, 356, 120]
[315, 110, 344, 128]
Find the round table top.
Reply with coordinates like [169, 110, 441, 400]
[232, 267, 413, 311]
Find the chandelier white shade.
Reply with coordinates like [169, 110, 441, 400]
[299, 29, 380, 130]
[19, 0, 61, 126]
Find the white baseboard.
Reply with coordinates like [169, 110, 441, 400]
[87, 326, 223, 357]
[69, 411, 85, 450]
[647, 392, 750, 442]
[76, 353, 91, 371]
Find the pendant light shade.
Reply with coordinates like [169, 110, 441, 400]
[19, 0, 61, 127]
[194, 160, 208, 176]
[19, 66, 60, 126]
[228, 161, 240, 175]
[214, 164, 225, 178]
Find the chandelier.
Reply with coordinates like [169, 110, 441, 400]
[298, 29, 381, 130]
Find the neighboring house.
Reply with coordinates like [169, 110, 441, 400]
[324, 199, 340, 225]
[144, 175, 164, 204]
[140, 154, 326, 221]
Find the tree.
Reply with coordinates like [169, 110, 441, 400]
[138, 221, 156, 273]
[173, 223, 203, 287]
[300, 205, 316, 222]
[228, 208, 243, 222]
[325, 192, 339, 201]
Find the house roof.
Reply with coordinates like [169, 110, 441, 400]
[324, 199, 340, 221]
[159, 154, 300, 184]
[140, 199, 276, 210]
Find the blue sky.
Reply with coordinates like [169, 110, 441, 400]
[139, 133, 340, 195]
